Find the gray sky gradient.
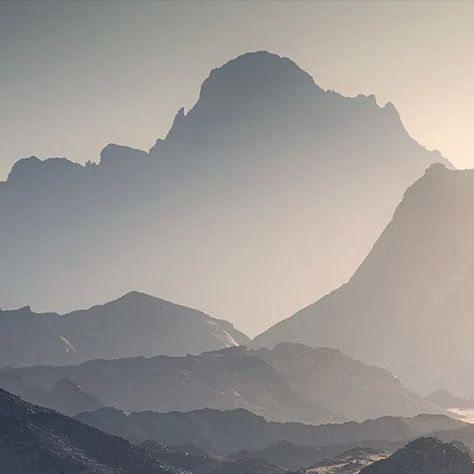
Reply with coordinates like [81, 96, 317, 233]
[1, 0, 473, 181]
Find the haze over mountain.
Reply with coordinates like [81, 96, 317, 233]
[253, 165, 474, 394]
[0, 290, 248, 367]
[0, 51, 449, 335]
[2, 343, 441, 425]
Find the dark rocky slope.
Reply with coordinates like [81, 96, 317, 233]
[0, 388, 176, 474]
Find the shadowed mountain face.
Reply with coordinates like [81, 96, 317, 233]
[360, 437, 474, 474]
[0, 51, 448, 335]
[0, 388, 176, 474]
[253, 165, 474, 394]
[1, 343, 441, 425]
[75, 406, 464, 459]
[0, 291, 248, 367]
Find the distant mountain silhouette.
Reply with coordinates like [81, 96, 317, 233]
[0, 51, 450, 335]
[0, 388, 177, 474]
[253, 165, 474, 394]
[2, 343, 442, 425]
[75, 406, 463, 460]
[0, 290, 248, 367]
[360, 437, 474, 474]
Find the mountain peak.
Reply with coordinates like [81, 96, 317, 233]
[196, 50, 318, 107]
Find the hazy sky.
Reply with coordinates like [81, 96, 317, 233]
[1, 0, 473, 181]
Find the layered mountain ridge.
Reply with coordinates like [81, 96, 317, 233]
[1, 343, 442, 425]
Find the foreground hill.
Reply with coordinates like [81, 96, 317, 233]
[302, 447, 389, 474]
[75, 406, 463, 457]
[0, 291, 248, 367]
[360, 437, 474, 474]
[253, 165, 474, 394]
[0, 388, 176, 474]
[1, 343, 441, 424]
[0, 51, 448, 335]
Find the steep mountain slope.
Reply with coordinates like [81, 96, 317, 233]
[75, 406, 464, 457]
[2, 343, 440, 425]
[253, 165, 474, 394]
[0, 51, 449, 335]
[0, 291, 248, 367]
[360, 437, 474, 474]
[0, 388, 176, 474]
